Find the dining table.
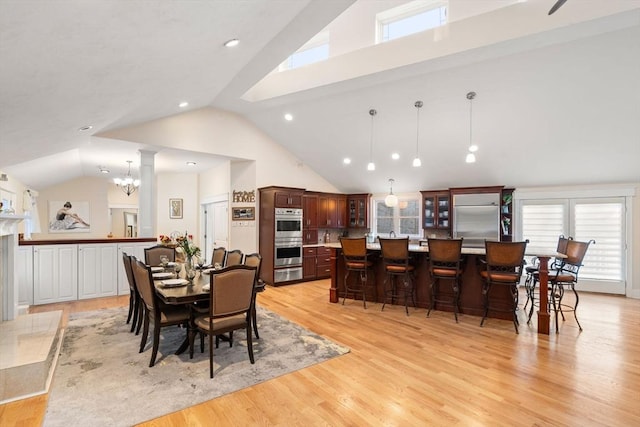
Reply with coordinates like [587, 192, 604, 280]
[154, 266, 215, 355]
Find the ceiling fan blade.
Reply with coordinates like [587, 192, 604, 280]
[548, 0, 568, 15]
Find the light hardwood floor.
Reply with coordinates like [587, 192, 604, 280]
[2, 280, 639, 426]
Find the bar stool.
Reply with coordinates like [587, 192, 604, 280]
[340, 237, 376, 308]
[539, 239, 594, 333]
[426, 238, 464, 322]
[480, 240, 528, 333]
[524, 235, 572, 323]
[379, 237, 415, 315]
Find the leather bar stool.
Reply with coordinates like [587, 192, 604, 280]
[426, 238, 464, 322]
[340, 237, 376, 308]
[480, 240, 528, 333]
[379, 237, 415, 316]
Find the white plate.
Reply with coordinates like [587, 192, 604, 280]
[167, 261, 177, 266]
[202, 284, 210, 291]
[161, 278, 189, 287]
[153, 272, 173, 279]
[201, 269, 216, 275]
[150, 266, 164, 272]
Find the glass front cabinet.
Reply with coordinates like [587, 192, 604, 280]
[347, 194, 370, 229]
[421, 190, 450, 231]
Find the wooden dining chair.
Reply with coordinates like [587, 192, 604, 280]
[122, 252, 143, 334]
[243, 253, 264, 339]
[211, 247, 226, 267]
[192, 264, 257, 378]
[224, 249, 243, 266]
[144, 245, 176, 266]
[131, 257, 190, 367]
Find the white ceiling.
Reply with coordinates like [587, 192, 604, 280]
[1, 0, 639, 193]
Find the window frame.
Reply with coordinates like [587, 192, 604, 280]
[278, 31, 330, 71]
[375, 0, 448, 44]
[371, 192, 422, 240]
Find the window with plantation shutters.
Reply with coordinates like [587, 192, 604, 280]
[573, 200, 624, 281]
[517, 195, 627, 295]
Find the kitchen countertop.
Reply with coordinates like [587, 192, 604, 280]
[322, 242, 486, 255]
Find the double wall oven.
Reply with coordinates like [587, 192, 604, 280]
[274, 208, 303, 283]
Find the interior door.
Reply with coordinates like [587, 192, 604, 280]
[203, 201, 228, 263]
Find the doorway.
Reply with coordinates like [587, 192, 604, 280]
[201, 200, 228, 263]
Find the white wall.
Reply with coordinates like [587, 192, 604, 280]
[230, 160, 257, 253]
[156, 173, 199, 244]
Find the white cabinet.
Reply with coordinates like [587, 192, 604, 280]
[17, 246, 33, 306]
[117, 242, 151, 295]
[78, 244, 118, 300]
[33, 244, 78, 305]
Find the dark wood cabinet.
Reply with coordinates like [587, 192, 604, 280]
[303, 194, 318, 229]
[500, 188, 514, 242]
[318, 194, 347, 228]
[316, 246, 332, 278]
[347, 194, 370, 228]
[303, 247, 317, 279]
[421, 190, 450, 231]
[275, 190, 303, 208]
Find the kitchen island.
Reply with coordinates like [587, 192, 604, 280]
[326, 242, 515, 321]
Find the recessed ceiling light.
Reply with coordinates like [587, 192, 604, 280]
[179, 101, 189, 108]
[284, 113, 293, 121]
[99, 167, 109, 174]
[78, 125, 93, 131]
[224, 38, 239, 47]
[343, 158, 351, 165]
[186, 161, 196, 166]
[391, 152, 400, 160]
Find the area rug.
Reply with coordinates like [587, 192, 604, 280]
[44, 306, 349, 426]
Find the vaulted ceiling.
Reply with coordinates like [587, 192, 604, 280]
[1, 0, 639, 193]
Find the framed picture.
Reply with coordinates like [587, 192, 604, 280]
[170, 198, 183, 219]
[48, 200, 91, 233]
[232, 206, 255, 221]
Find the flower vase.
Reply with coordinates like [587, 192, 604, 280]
[185, 256, 196, 280]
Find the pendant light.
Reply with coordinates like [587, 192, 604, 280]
[113, 160, 140, 196]
[385, 178, 398, 207]
[465, 91, 478, 163]
[412, 101, 423, 167]
[367, 109, 377, 171]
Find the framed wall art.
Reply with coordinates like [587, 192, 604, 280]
[231, 206, 255, 221]
[48, 200, 91, 233]
[170, 198, 183, 219]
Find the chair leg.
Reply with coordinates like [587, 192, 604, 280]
[130, 293, 139, 333]
[247, 324, 255, 364]
[510, 284, 519, 334]
[381, 274, 390, 311]
[571, 283, 583, 331]
[149, 321, 161, 367]
[342, 270, 350, 305]
[209, 333, 214, 378]
[361, 270, 368, 309]
[136, 304, 144, 335]
[139, 314, 150, 353]
[452, 278, 460, 323]
[200, 332, 205, 353]
[480, 282, 490, 327]
[252, 305, 260, 339]
[126, 290, 134, 324]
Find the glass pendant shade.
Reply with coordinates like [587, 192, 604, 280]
[412, 157, 422, 167]
[465, 152, 476, 163]
[367, 162, 375, 171]
[385, 179, 398, 207]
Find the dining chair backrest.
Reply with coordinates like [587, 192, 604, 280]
[131, 257, 156, 312]
[225, 249, 243, 267]
[209, 265, 257, 317]
[243, 253, 262, 280]
[122, 252, 136, 292]
[144, 245, 176, 266]
[211, 247, 226, 266]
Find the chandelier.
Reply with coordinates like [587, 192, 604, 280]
[113, 160, 140, 196]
